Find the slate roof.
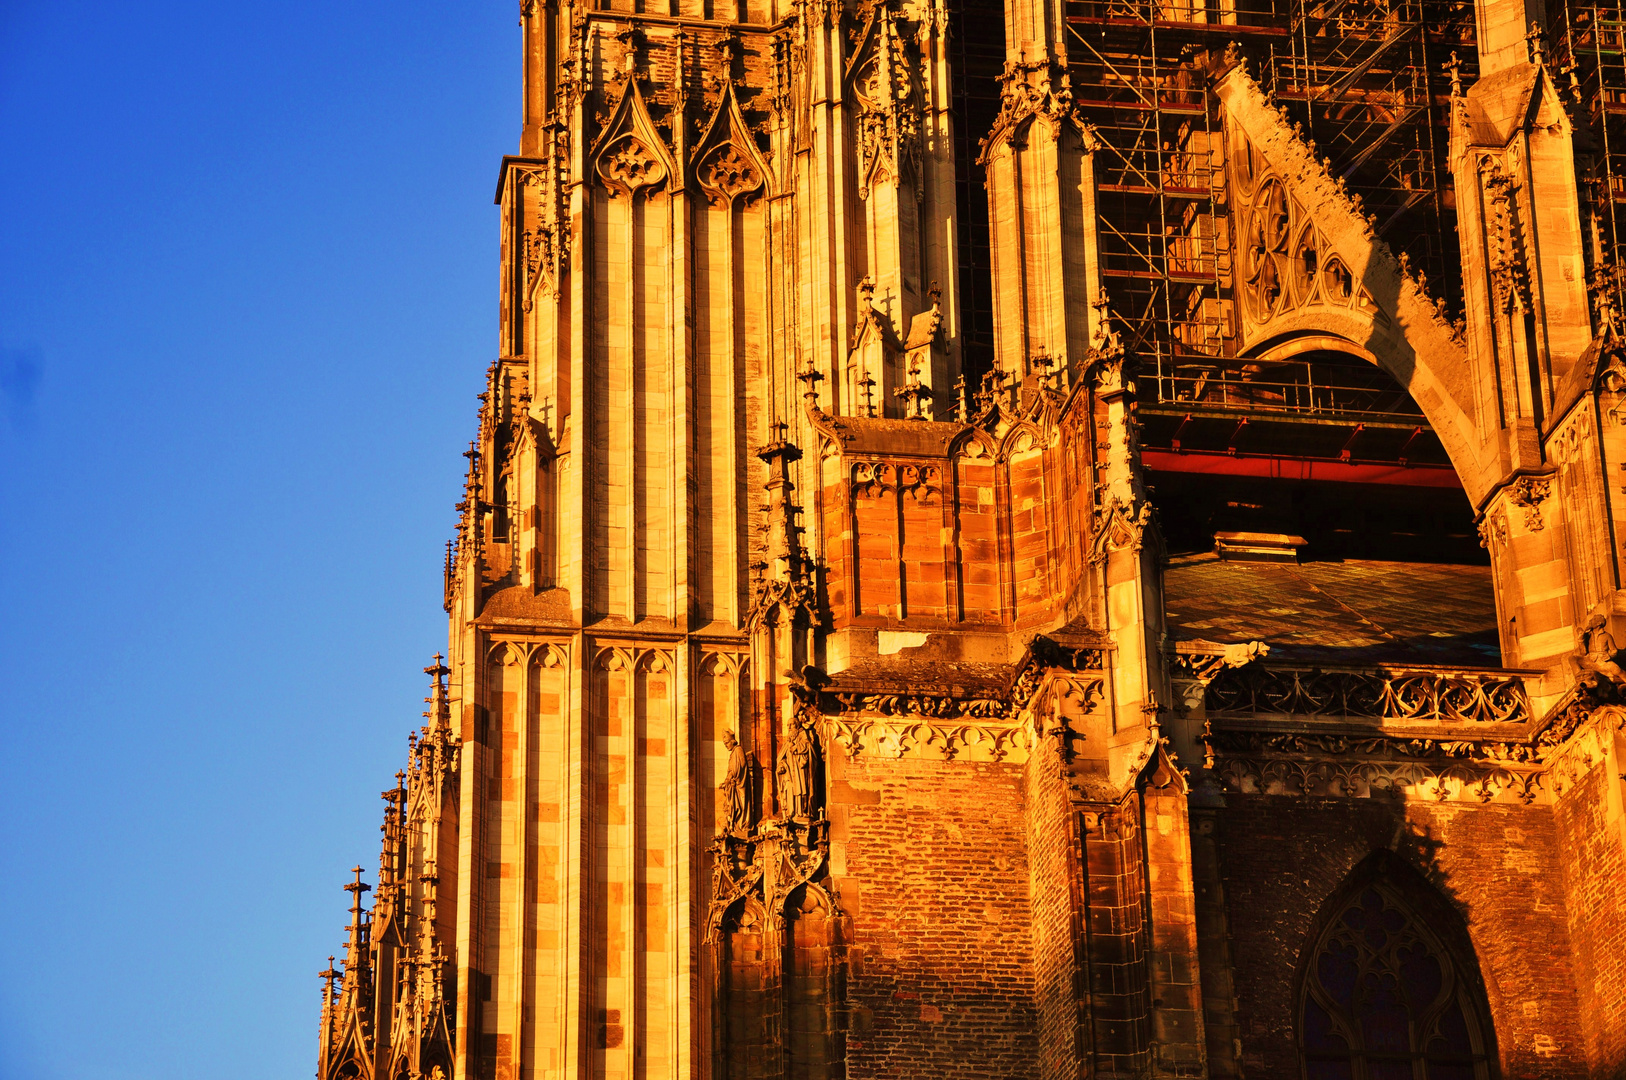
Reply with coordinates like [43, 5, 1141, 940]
[1163, 553, 1503, 667]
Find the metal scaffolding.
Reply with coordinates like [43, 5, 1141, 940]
[1061, 0, 1476, 425]
[1548, 0, 1626, 298]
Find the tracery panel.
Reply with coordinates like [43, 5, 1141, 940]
[1299, 865, 1495, 1080]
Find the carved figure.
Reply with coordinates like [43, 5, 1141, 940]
[1579, 608, 1626, 686]
[777, 717, 821, 820]
[720, 730, 754, 834]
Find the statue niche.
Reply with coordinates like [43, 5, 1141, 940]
[777, 683, 825, 821]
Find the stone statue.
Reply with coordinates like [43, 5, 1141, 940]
[720, 729, 753, 835]
[1577, 593, 1626, 687]
[776, 718, 821, 820]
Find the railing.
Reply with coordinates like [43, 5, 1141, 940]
[1205, 663, 1531, 724]
[1142, 364, 1426, 421]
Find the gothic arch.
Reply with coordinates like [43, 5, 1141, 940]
[1216, 67, 1491, 500]
[782, 883, 842, 1080]
[948, 426, 996, 460]
[715, 895, 773, 1080]
[1243, 325, 1479, 483]
[690, 82, 771, 210]
[588, 81, 676, 201]
[1295, 852, 1497, 1080]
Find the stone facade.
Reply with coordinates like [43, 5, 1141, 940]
[315, 0, 1626, 1076]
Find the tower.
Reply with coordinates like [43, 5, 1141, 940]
[317, 0, 1626, 1074]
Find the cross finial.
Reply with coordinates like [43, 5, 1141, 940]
[319, 955, 341, 1001]
[797, 359, 825, 408]
[1446, 51, 1463, 97]
[423, 654, 451, 731]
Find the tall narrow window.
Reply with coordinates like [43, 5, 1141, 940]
[1299, 865, 1495, 1080]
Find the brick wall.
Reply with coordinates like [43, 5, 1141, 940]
[1216, 793, 1580, 1080]
[1553, 756, 1626, 1077]
[1212, 795, 1588, 1079]
[829, 749, 1039, 1077]
[1026, 751, 1084, 1079]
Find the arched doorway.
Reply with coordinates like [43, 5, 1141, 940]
[1297, 856, 1496, 1080]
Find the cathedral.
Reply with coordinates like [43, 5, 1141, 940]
[313, 0, 1626, 1073]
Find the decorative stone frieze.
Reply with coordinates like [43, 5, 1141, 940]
[1204, 663, 1532, 725]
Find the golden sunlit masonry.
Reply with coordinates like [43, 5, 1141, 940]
[315, 0, 1626, 1075]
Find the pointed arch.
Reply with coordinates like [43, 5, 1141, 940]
[783, 882, 841, 1080]
[1215, 66, 1490, 500]
[690, 83, 771, 209]
[948, 425, 997, 461]
[1296, 852, 1498, 1080]
[715, 895, 774, 1080]
[995, 418, 1047, 462]
[589, 81, 676, 200]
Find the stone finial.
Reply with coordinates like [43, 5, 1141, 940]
[1090, 288, 1124, 358]
[319, 955, 341, 1004]
[797, 358, 825, 408]
[858, 370, 878, 417]
[1446, 51, 1463, 98]
[344, 866, 371, 911]
[1526, 20, 1546, 68]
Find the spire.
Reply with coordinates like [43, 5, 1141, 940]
[1089, 288, 1124, 360]
[456, 442, 485, 559]
[757, 422, 805, 579]
[748, 425, 818, 632]
[316, 954, 341, 1079]
[340, 866, 372, 1002]
[442, 540, 455, 613]
[378, 771, 406, 895]
[1526, 20, 1547, 69]
[797, 358, 825, 411]
[423, 654, 452, 738]
[319, 955, 341, 1012]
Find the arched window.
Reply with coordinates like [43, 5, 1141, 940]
[1299, 862, 1495, 1080]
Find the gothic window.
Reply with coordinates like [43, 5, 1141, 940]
[1299, 874, 1494, 1080]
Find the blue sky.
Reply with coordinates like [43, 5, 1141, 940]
[0, 2, 512, 1075]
